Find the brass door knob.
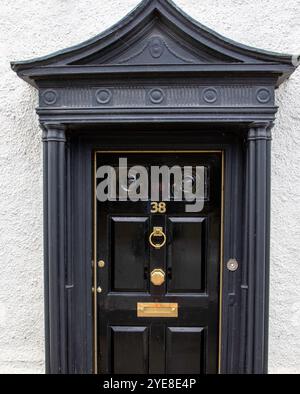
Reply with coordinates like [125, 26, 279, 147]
[98, 260, 105, 268]
[150, 269, 166, 286]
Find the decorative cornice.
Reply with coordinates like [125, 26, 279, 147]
[36, 106, 277, 125]
[38, 84, 275, 109]
[42, 123, 67, 142]
[10, 0, 297, 88]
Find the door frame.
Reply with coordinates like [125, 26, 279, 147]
[61, 128, 247, 374]
[93, 149, 225, 374]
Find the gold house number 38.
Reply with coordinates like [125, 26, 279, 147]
[151, 202, 167, 214]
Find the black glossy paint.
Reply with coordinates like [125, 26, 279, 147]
[95, 152, 221, 374]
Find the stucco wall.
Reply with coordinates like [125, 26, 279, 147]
[0, 0, 299, 374]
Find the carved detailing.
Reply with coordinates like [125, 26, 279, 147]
[221, 85, 253, 106]
[115, 86, 146, 106]
[42, 123, 67, 142]
[39, 85, 275, 109]
[117, 35, 196, 65]
[202, 88, 218, 103]
[247, 122, 273, 141]
[63, 87, 94, 108]
[256, 88, 272, 104]
[95, 89, 112, 104]
[148, 36, 165, 58]
[41, 87, 93, 108]
[42, 89, 58, 105]
[116, 43, 149, 64]
[149, 88, 165, 104]
[162, 39, 195, 64]
[168, 86, 199, 106]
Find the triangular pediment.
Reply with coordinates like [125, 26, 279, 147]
[11, 0, 296, 86]
[70, 12, 241, 66]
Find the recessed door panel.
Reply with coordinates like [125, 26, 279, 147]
[167, 217, 206, 293]
[111, 326, 149, 374]
[110, 217, 149, 292]
[166, 327, 205, 374]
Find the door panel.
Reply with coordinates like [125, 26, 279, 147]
[111, 217, 149, 292]
[167, 217, 206, 293]
[95, 151, 222, 374]
[111, 326, 149, 374]
[166, 327, 205, 374]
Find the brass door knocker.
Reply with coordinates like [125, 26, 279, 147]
[149, 227, 167, 250]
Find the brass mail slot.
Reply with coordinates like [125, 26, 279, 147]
[137, 303, 178, 318]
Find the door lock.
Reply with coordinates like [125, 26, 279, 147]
[150, 269, 166, 286]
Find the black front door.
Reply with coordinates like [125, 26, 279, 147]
[94, 151, 222, 374]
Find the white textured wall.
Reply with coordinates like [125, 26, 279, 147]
[0, 0, 299, 374]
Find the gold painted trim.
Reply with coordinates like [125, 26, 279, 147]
[93, 149, 224, 374]
[93, 152, 98, 374]
[218, 151, 225, 374]
[95, 150, 222, 154]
